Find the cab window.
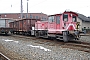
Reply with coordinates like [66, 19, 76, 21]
[48, 16, 54, 23]
[72, 16, 77, 22]
[63, 14, 68, 22]
[56, 16, 60, 24]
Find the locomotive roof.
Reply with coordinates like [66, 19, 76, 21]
[63, 11, 78, 16]
[48, 11, 90, 22]
[64, 11, 90, 22]
[48, 14, 62, 17]
[48, 11, 78, 17]
[63, 11, 90, 22]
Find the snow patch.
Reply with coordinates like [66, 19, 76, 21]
[5, 39, 13, 42]
[14, 41, 19, 43]
[27, 45, 51, 51]
[4, 39, 19, 43]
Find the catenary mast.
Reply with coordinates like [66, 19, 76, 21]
[21, 0, 23, 19]
[27, 0, 29, 18]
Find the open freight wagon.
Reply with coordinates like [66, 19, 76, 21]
[9, 18, 40, 35]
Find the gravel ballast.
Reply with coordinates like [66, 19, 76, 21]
[0, 35, 90, 60]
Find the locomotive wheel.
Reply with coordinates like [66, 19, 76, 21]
[5, 32, 8, 35]
[63, 31, 68, 42]
[35, 31, 39, 37]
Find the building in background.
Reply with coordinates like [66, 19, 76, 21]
[77, 13, 90, 33]
[0, 13, 48, 20]
[77, 13, 90, 30]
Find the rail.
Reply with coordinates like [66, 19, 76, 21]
[0, 52, 10, 60]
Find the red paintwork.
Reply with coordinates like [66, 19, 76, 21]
[35, 11, 78, 34]
[68, 25, 74, 30]
[35, 21, 48, 30]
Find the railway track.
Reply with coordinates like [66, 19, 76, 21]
[0, 52, 10, 60]
[61, 41, 90, 53]
[11, 35, 90, 53]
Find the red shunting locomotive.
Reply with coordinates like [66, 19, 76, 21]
[35, 11, 83, 42]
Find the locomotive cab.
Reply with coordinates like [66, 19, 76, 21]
[55, 11, 81, 42]
[61, 11, 80, 42]
[63, 11, 78, 31]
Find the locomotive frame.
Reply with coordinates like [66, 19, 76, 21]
[34, 11, 85, 42]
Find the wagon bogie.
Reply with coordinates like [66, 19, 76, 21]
[35, 30, 48, 38]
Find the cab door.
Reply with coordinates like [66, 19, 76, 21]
[48, 16, 55, 33]
[56, 15, 60, 30]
